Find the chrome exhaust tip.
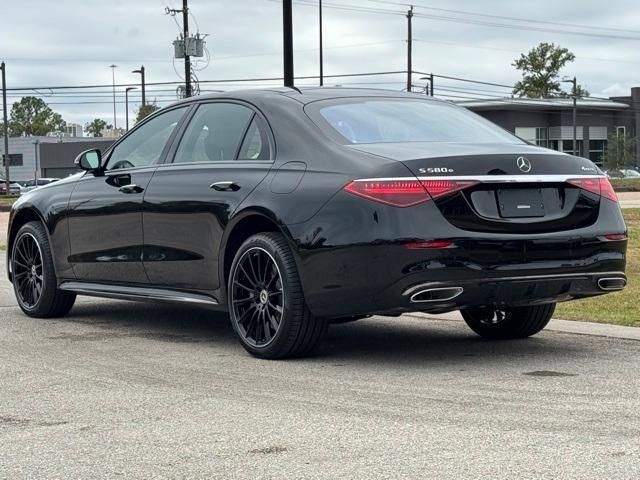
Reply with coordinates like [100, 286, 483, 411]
[597, 277, 627, 292]
[409, 287, 464, 303]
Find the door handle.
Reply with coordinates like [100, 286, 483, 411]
[210, 181, 240, 192]
[119, 184, 144, 194]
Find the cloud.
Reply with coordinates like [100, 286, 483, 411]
[1, 0, 639, 126]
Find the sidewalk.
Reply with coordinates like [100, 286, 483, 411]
[618, 191, 640, 208]
[409, 311, 640, 341]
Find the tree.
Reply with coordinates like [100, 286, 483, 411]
[135, 102, 160, 124]
[512, 43, 589, 98]
[603, 132, 639, 172]
[85, 118, 112, 137]
[8, 96, 66, 136]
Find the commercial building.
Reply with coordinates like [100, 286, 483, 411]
[460, 86, 640, 166]
[3, 136, 115, 182]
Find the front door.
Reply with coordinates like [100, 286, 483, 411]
[142, 101, 274, 293]
[67, 106, 189, 284]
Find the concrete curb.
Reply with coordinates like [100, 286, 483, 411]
[407, 311, 640, 341]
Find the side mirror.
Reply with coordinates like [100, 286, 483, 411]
[75, 149, 102, 171]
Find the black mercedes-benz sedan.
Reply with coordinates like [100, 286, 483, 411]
[7, 88, 627, 358]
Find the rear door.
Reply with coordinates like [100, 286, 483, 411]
[142, 101, 274, 292]
[67, 106, 189, 284]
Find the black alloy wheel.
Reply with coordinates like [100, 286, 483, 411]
[228, 232, 327, 359]
[11, 222, 76, 318]
[231, 246, 284, 347]
[13, 232, 44, 309]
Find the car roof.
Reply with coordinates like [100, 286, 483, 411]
[172, 87, 452, 107]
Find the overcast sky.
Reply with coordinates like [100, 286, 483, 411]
[2, 0, 639, 128]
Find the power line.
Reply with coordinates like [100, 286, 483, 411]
[279, 0, 640, 41]
[362, 0, 640, 35]
[5, 70, 407, 92]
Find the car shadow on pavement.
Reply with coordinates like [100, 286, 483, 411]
[60, 300, 586, 367]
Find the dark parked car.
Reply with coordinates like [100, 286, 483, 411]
[7, 89, 627, 358]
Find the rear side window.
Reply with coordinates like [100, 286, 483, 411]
[173, 103, 257, 163]
[308, 98, 523, 145]
[237, 118, 271, 161]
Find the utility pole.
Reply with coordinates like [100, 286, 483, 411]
[1, 62, 9, 196]
[406, 6, 413, 92]
[109, 64, 117, 129]
[563, 76, 578, 156]
[125, 87, 136, 131]
[132, 65, 146, 106]
[283, 0, 294, 88]
[183, 0, 192, 97]
[319, 0, 323, 86]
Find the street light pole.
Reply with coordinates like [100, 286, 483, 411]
[125, 87, 136, 131]
[406, 6, 413, 92]
[132, 65, 146, 106]
[33, 139, 39, 183]
[420, 74, 434, 96]
[319, 0, 323, 86]
[563, 76, 578, 156]
[1, 62, 10, 196]
[109, 64, 118, 130]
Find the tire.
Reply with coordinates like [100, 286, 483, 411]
[11, 221, 76, 318]
[461, 303, 555, 340]
[227, 232, 327, 359]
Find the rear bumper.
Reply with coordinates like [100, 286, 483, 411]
[296, 240, 627, 317]
[288, 189, 627, 318]
[400, 271, 626, 311]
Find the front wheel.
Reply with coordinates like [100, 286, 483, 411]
[228, 232, 327, 359]
[11, 221, 76, 318]
[461, 304, 555, 339]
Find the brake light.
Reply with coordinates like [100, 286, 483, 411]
[344, 179, 479, 207]
[567, 178, 618, 203]
[421, 180, 480, 200]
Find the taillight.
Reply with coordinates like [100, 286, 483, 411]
[567, 178, 618, 203]
[344, 179, 478, 207]
[421, 180, 480, 200]
[343, 180, 430, 207]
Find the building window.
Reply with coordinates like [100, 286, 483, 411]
[616, 126, 626, 138]
[589, 140, 607, 166]
[535, 127, 548, 148]
[554, 140, 583, 156]
[2, 154, 23, 167]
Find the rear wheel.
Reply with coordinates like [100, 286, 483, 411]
[461, 304, 555, 339]
[228, 232, 327, 359]
[11, 221, 76, 318]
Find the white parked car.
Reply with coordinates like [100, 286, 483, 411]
[19, 178, 61, 194]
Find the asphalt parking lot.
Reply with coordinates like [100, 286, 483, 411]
[0, 256, 639, 479]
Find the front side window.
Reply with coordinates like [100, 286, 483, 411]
[308, 98, 523, 145]
[107, 107, 187, 170]
[173, 103, 256, 163]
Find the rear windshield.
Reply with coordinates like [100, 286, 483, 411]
[308, 98, 523, 145]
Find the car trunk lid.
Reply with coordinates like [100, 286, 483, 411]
[347, 142, 607, 234]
